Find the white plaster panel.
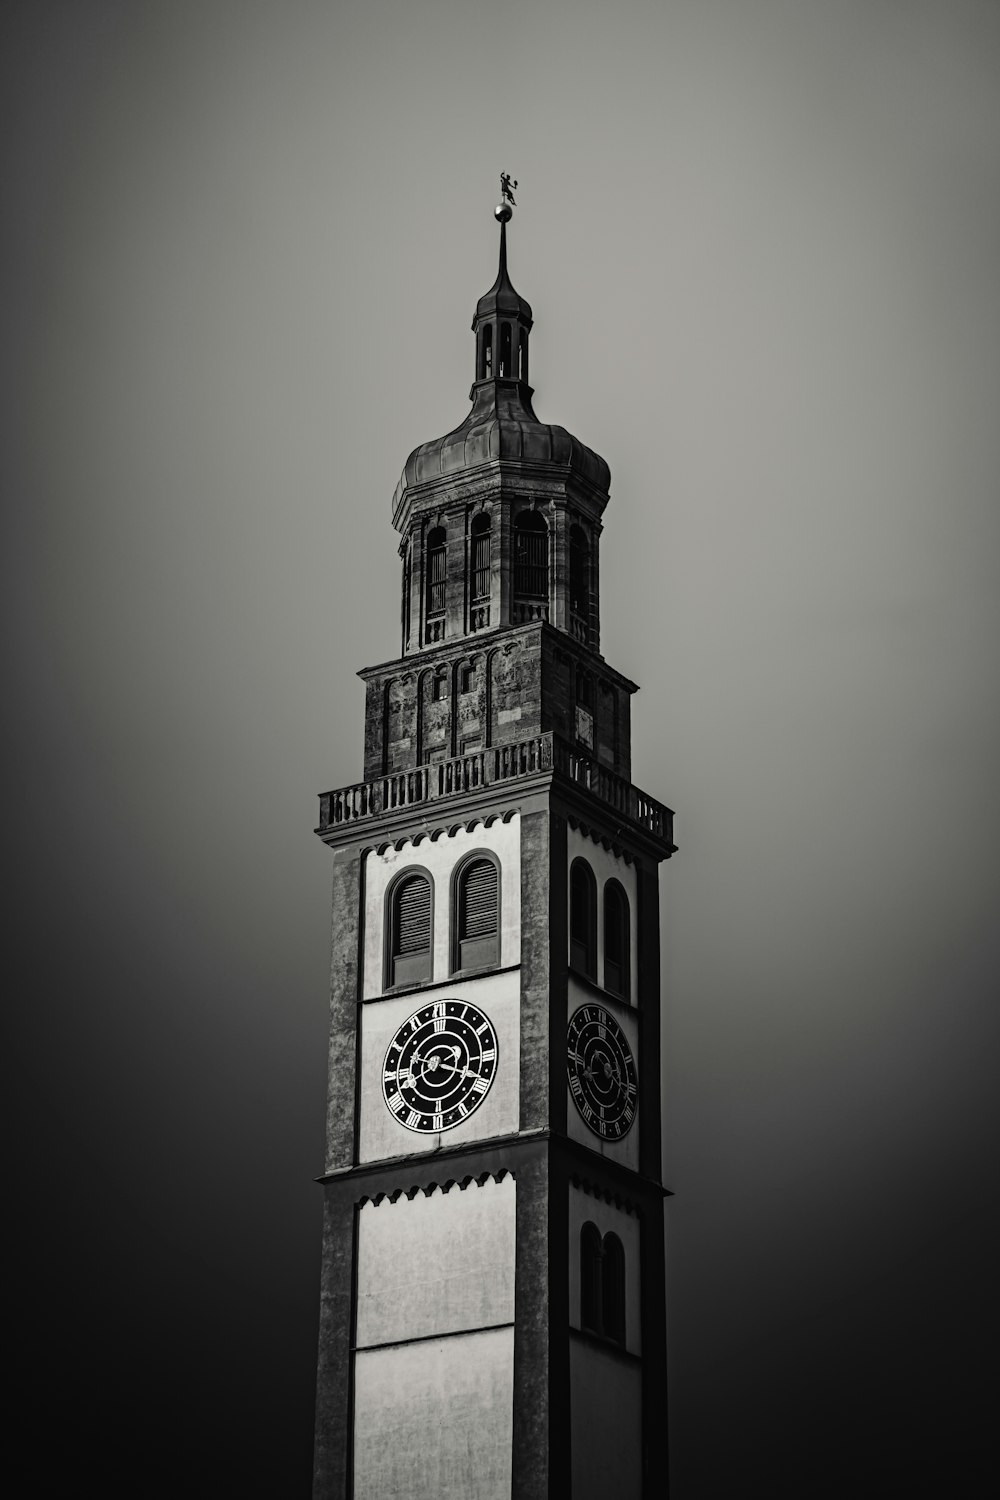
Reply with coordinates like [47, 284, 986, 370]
[569, 1337, 642, 1500]
[356, 1175, 515, 1348]
[359, 968, 520, 1163]
[353, 1327, 513, 1500]
[566, 824, 638, 1003]
[362, 816, 521, 997]
[565, 974, 640, 1171]
[567, 1183, 642, 1355]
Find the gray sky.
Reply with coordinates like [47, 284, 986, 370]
[5, 1, 1000, 1493]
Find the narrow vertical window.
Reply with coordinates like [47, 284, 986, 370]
[470, 514, 491, 601]
[518, 327, 528, 381]
[581, 1223, 602, 1333]
[570, 858, 597, 980]
[602, 1234, 626, 1346]
[570, 524, 590, 620]
[388, 872, 432, 987]
[500, 322, 512, 377]
[482, 324, 493, 378]
[426, 527, 446, 617]
[604, 880, 630, 1000]
[513, 511, 549, 599]
[455, 856, 500, 971]
[401, 540, 411, 649]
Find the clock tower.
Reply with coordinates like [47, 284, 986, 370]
[311, 189, 676, 1500]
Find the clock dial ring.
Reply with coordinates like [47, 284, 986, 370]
[566, 1003, 637, 1139]
[382, 998, 498, 1133]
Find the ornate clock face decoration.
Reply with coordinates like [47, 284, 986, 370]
[382, 999, 499, 1134]
[566, 1003, 638, 1139]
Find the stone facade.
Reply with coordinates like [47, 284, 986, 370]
[361, 623, 634, 781]
[311, 212, 675, 1499]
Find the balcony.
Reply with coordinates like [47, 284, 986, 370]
[317, 731, 674, 853]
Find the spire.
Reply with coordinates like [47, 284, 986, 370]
[472, 174, 532, 388]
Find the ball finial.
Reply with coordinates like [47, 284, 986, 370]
[495, 201, 513, 223]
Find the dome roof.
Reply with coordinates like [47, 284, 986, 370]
[399, 382, 609, 494]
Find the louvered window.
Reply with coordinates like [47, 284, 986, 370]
[471, 520, 490, 601]
[570, 859, 597, 979]
[390, 873, 432, 987]
[513, 512, 548, 599]
[456, 857, 499, 971]
[604, 880, 630, 1000]
[426, 529, 446, 617]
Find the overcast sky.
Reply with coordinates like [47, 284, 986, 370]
[5, 2, 999, 1495]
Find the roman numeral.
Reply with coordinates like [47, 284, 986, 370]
[570, 1076, 583, 1096]
[434, 1018, 446, 1033]
[472, 1078, 489, 1094]
[481, 1047, 496, 1061]
[432, 1113, 443, 1132]
[432, 1002, 446, 1019]
[405, 1109, 421, 1128]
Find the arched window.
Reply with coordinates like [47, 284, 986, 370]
[570, 858, 597, 979]
[514, 511, 548, 600]
[604, 880, 630, 1000]
[518, 327, 528, 381]
[387, 871, 433, 988]
[569, 524, 590, 621]
[455, 855, 500, 972]
[500, 322, 512, 377]
[481, 324, 493, 379]
[426, 528, 446, 618]
[580, 1225, 627, 1346]
[470, 513, 491, 602]
[602, 1234, 626, 1346]
[580, 1223, 602, 1333]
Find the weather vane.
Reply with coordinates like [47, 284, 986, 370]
[496, 172, 518, 223]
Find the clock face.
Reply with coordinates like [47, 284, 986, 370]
[382, 999, 499, 1134]
[566, 1003, 637, 1140]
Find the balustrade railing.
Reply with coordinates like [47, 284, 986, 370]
[569, 613, 589, 645]
[319, 731, 672, 847]
[511, 599, 549, 624]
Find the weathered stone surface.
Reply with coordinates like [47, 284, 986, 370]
[359, 623, 635, 783]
